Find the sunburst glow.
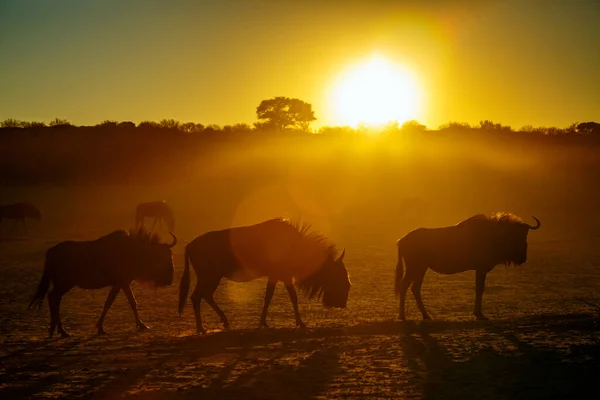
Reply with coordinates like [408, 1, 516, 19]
[329, 56, 422, 127]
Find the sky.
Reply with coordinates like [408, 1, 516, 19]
[0, 0, 599, 130]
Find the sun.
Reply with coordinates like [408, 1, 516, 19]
[329, 55, 422, 127]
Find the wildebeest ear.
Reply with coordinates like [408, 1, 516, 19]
[337, 248, 346, 262]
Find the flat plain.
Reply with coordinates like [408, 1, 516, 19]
[1, 181, 600, 399]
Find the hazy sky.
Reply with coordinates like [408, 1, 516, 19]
[1, 0, 598, 129]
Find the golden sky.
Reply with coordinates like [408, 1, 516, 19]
[1, 0, 598, 129]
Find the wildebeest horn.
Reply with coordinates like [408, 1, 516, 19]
[168, 232, 178, 248]
[337, 248, 346, 262]
[526, 216, 541, 230]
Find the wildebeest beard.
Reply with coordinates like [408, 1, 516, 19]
[136, 254, 174, 286]
[137, 270, 173, 287]
[128, 229, 176, 286]
[493, 230, 530, 267]
[296, 257, 350, 308]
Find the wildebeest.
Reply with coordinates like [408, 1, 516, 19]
[28, 228, 177, 337]
[395, 212, 541, 321]
[135, 201, 175, 232]
[0, 202, 42, 233]
[179, 218, 351, 334]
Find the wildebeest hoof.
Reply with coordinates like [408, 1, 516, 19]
[137, 324, 150, 331]
[59, 331, 71, 338]
[259, 321, 269, 328]
[398, 316, 406, 322]
[97, 328, 108, 336]
[296, 321, 307, 329]
[474, 314, 488, 321]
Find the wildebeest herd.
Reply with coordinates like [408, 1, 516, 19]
[0, 202, 42, 233]
[1, 200, 541, 338]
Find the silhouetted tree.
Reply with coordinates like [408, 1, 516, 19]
[118, 121, 136, 129]
[180, 122, 199, 134]
[256, 97, 316, 132]
[21, 121, 46, 128]
[400, 120, 427, 133]
[563, 123, 579, 135]
[138, 121, 160, 129]
[438, 122, 473, 131]
[97, 120, 119, 128]
[48, 118, 73, 128]
[204, 124, 221, 133]
[577, 122, 600, 135]
[232, 123, 252, 133]
[479, 120, 512, 132]
[253, 120, 277, 131]
[318, 125, 357, 137]
[159, 119, 180, 130]
[1, 119, 24, 128]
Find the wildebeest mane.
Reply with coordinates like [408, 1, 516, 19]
[489, 212, 524, 225]
[466, 212, 530, 267]
[459, 212, 525, 227]
[294, 243, 340, 301]
[128, 226, 162, 244]
[280, 217, 341, 301]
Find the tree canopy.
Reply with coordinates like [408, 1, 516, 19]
[255, 97, 316, 132]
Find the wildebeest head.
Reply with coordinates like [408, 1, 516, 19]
[322, 248, 351, 308]
[491, 213, 541, 266]
[27, 205, 42, 221]
[298, 247, 351, 309]
[131, 229, 177, 286]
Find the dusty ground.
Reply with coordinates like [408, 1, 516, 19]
[1, 186, 600, 399]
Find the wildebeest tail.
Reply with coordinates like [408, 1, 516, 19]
[178, 244, 191, 316]
[28, 252, 52, 310]
[394, 238, 405, 296]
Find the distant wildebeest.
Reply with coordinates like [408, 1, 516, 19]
[135, 201, 175, 232]
[28, 228, 177, 338]
[179, 218, 351, 334]
[0, 202, 42, 233]
[395, 212, 541, 321]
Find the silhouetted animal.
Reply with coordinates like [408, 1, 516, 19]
[28, 228, 177, 337]
[395, 212, 541, 321]
[135, 201, 175, 232]
[0, 202, 41, 232]
[179, 218, 351, 334]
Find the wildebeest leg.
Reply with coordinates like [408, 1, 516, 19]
[48, 290, 69, 338]
[96, 286, 121, 335]
[474, 270, 488, 320]
[122, 285, 150, 330]
[203, 294, 230, 330]
[411, 270, 430, 320]
[150, 218, 158, 232]
[198, 275, 229, 330]
[136, 215, 144, 230]
[260, 280, 277, 328]
[284, 282, 306, 328]
[398, 268, 414, 321]
[190, 274, 226, 333]
[190, 288, 205, 334]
